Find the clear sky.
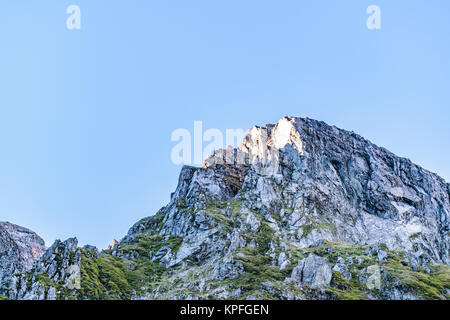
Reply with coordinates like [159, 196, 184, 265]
[0, 1, 449, 249]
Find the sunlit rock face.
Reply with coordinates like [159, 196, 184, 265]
[0, 222, 46, 293]
[0, 222, 46, 268]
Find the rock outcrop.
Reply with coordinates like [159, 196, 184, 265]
[290, 254, 332, 288]
[2, 237, 81, 300]
[0, 222, 46, 297]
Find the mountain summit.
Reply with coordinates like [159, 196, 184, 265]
[1, 117, 449, 300]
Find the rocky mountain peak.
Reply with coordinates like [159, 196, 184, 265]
[0, 222, 46, 282]
[0, 222, 47, 299]
[0, 222, 46, 268]
[113, 116, 448, 299]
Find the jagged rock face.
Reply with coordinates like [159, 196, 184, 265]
[234, 117, 449, 263]
[116, 117, 448, 300]
[4, 238, 81, 300]
[0, 222, 46, 296]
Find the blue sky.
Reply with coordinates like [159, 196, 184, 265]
[0, 1, 449, 248]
